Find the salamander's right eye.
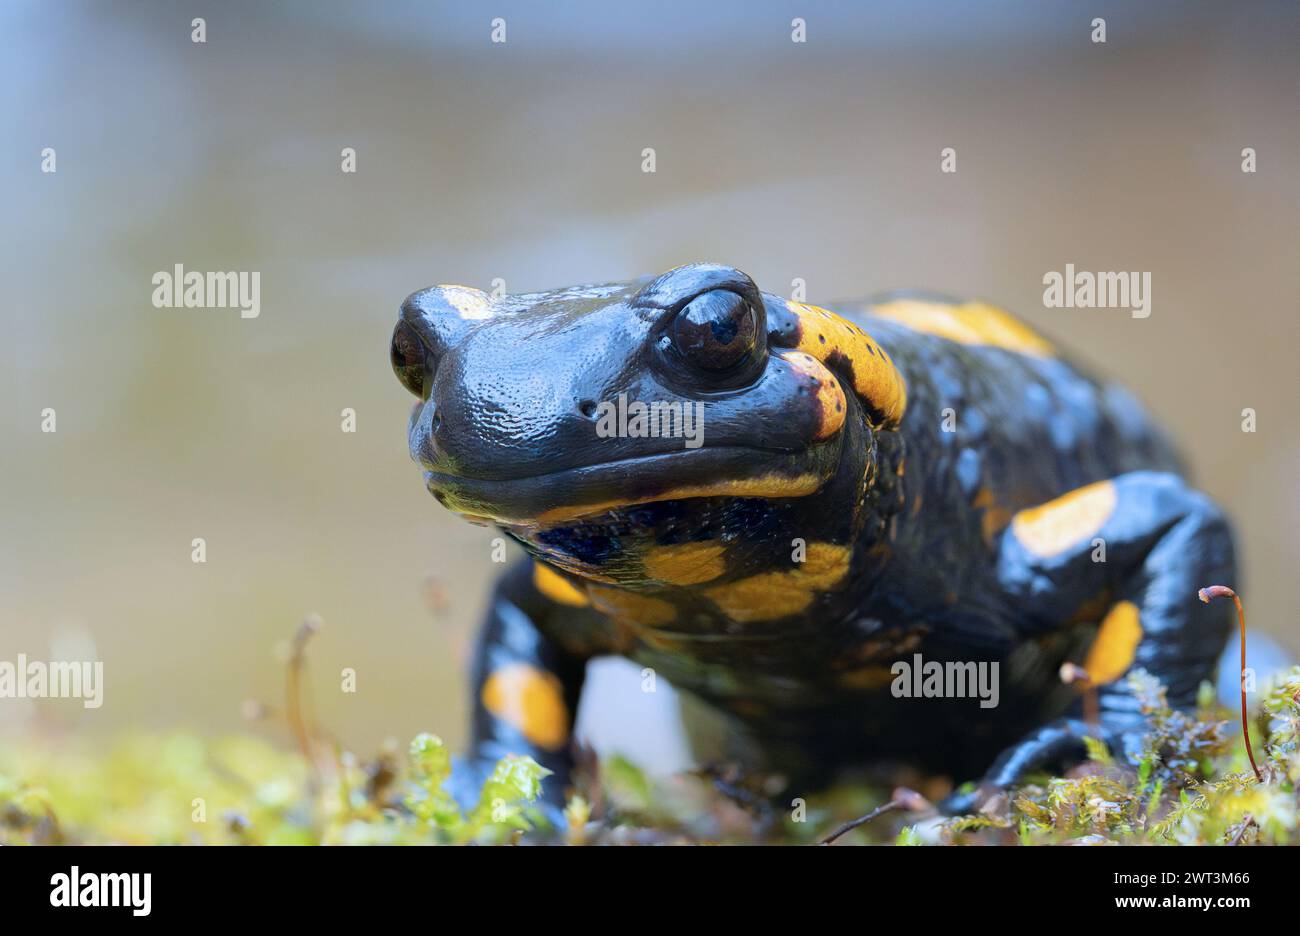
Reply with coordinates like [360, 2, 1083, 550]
[391, 321, 431, 398]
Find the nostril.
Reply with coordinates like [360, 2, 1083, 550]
[430, 409, 443, 434]
[579, 399, 598, 419]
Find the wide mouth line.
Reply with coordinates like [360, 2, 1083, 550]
[424, 444, 798, 488]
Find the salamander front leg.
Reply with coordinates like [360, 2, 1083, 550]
[453, 562, 590, 813]
[954, 471, 1236, 810]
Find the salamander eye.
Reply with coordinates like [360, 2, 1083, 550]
[391, 321, 431, 398]
[670, 290, 758, 372]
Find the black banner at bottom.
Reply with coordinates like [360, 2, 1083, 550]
[0, 843, 1271, 922]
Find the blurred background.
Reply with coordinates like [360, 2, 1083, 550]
[2, 0, 1297, 767]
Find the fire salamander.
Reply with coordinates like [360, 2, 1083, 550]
[390, 263, 1234, 813]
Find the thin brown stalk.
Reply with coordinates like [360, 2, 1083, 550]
[1198, 585, 1262, 782]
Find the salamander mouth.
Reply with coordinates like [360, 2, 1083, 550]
[424, 444, 838, 524]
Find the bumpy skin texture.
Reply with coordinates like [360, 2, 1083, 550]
[391, 264, 1235, 810]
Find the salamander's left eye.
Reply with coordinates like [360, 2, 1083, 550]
[670, 290, 758, 372]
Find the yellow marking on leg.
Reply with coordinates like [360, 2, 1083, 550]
[1011, 480, 1117, 559]
[776, 350, 847, 440]
[534, 473, 823, 523]
[642, 542, 727, 585]
[785, 300, 907, 429]
[871, 299, 1054, 357]
[1083, 601, 1143, 684]
[587, 586, 677, 626]
[704, 542, 851, 623]
[532, 562, 589, 607]
[480, 662, 569, 751]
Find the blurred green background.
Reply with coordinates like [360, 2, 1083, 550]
[2, 1, 1297, 764]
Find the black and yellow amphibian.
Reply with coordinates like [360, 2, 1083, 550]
[391, 264, 1234, 811]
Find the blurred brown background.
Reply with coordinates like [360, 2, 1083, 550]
[2, 1, 1296, 760]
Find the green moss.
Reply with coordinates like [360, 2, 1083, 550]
[3, 666, 1299, 845]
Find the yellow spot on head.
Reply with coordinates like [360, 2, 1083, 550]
[703, 542, 851, 622]
[786, 301, 907, 429]
[1083, 601, 1143, 684]
[1011, 480, 1117, 559]
[642, 542, 727, 585]
[777, 350, 846, 440]
[532, 562, 589, 606]
[480, 663, 569, 751]
[871, 299, 1054, 357]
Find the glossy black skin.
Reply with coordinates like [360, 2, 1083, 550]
[392, 264, 1234, 812]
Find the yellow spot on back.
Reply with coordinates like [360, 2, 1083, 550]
[587, 586, 677, 627]
[534, 473, 823, 523]
[777, 349, 846, 440]
[532, 562, 589, 606]
[642, 542, 727, 585]
[1083, 601, 1143, 684]
[480, 663, 569, 751]
[872, 299, 1054, 357]
[1011, 480, 1117, 559]
[704, 542, 851, 623]
[787, 301, 907, 429]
